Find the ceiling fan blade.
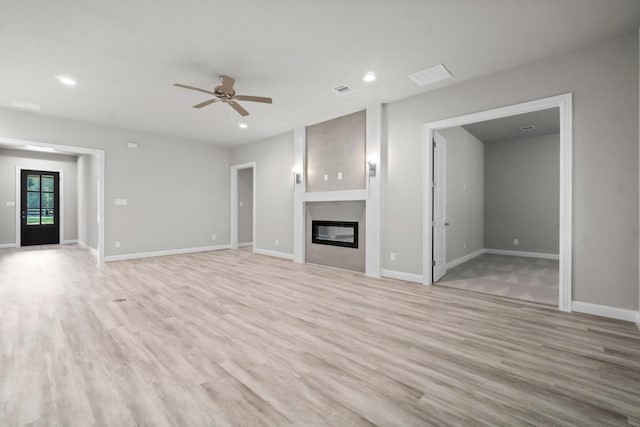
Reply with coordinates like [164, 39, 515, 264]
[174, 83, 216, 96]
[220, 75, 235, 92]
[228, 100, 249, 117]
[234, 95, 272, 104]
[193, 98, 219, 108]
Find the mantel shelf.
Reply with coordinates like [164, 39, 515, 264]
[301, 189, 368, 202]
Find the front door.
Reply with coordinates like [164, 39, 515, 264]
[21, 170, 60, 246]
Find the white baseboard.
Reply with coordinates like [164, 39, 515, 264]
[446, 249, 484, 269]
[63, 239, 78, 245]
[104, 244, 230, 262]
[484, 248, 559, 260]
[252, 247, 294, 260]
[238, 242, 254, 248]
[0, 243, 17, 249]
[77, 241, 98, 257]
[571, 301, 640, 323]
[381, 269, 423, 284]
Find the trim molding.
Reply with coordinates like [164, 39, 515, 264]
[484, 248, 559, 260]
[77, 240, 98, 257]
[238, 242, 254, 248]
[446, 249, 484, 269]
[104, 244, 229, 262]
[381, 269, 423, 284]
[253, 247, 294, 260]
[0, 243, 17, 249]
[572, 301, 639, 323]
[423, 93, 573, 312]
[63, 239, 78, 245]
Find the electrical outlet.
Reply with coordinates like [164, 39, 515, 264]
[275, 239, 279, 246]
[114, 241, 121, 248]
[513, 239, 519, 245]
[390, 252, 396, 261]
[239, 201, 244, 207]
[211, 234, 216, 241]
[463, 242, 467, 249]
[324, 174, 329, 181]
[337, 172, 343, 180]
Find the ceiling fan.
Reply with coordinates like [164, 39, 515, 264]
[173, 75, 272, 117]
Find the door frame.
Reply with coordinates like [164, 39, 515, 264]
[17, 167, 64, 246]
[229, 161, 256, 250]
[432, 131, 447, 281]
[422, 93, 573, 312]
[1, 136, 106, 264]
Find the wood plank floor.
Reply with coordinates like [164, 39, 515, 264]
[1, 245, 639, 426]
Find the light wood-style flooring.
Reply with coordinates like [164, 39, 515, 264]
[1, 245, 640, 426]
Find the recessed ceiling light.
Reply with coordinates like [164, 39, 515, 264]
[56, 75, 77, 86]
[363, 72, 376, 82]
[239, 123, 248, 129]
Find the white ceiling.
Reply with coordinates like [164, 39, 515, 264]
[463, 108, 560, 143]
[1, 1, 639, 146]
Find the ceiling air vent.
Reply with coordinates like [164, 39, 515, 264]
[12, 101, 42, 112]
[408, 64, 452, 87]
[520, 125, 536, 132]
[333, 84, 353, 94]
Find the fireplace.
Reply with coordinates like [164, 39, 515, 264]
[311, 220, 358, 248]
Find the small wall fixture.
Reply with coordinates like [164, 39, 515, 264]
[368, 161, 377, 177]
[294, 172, 302, 185]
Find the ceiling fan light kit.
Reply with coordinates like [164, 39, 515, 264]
[174, 75, 272, 117]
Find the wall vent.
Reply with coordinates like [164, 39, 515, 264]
[12, 101, 42, 112]
[333, 84, 353, 94]
[408, 64, 452, 86]
[520, 125, 536, 132]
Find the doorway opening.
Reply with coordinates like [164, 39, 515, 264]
[0, 137, 106, 264]
[423, 94, 572, 312]
[229, 162, 256, 250]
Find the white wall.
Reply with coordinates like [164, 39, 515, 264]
[231, 132, 294, 255]
[0, 110, 231, 257]
[238, 167, 253, 245]
[0, 148, 78, 245]
[384, 32, 639, 310]
[77, 154, 98, 249]
[484, 133, 559, 254]
[438, 127, 484, 263]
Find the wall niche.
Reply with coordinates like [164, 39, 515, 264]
[305, 110, 365, 192]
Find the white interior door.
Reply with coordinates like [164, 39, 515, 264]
[433, 131, 447, 281]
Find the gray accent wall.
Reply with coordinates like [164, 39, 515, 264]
[238, 167, 253, 245]
[0, 148, 78, 245]
[0, 110, 231, 257]
[231, 132, 294, 255]
[305, 201, 365, 272]
[306, 110, 366, 192]
[383, 32, 638, 310]
[438, 127, 484, 263]
[77, 154, 98, 249]
[484, 133, 560, 254]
